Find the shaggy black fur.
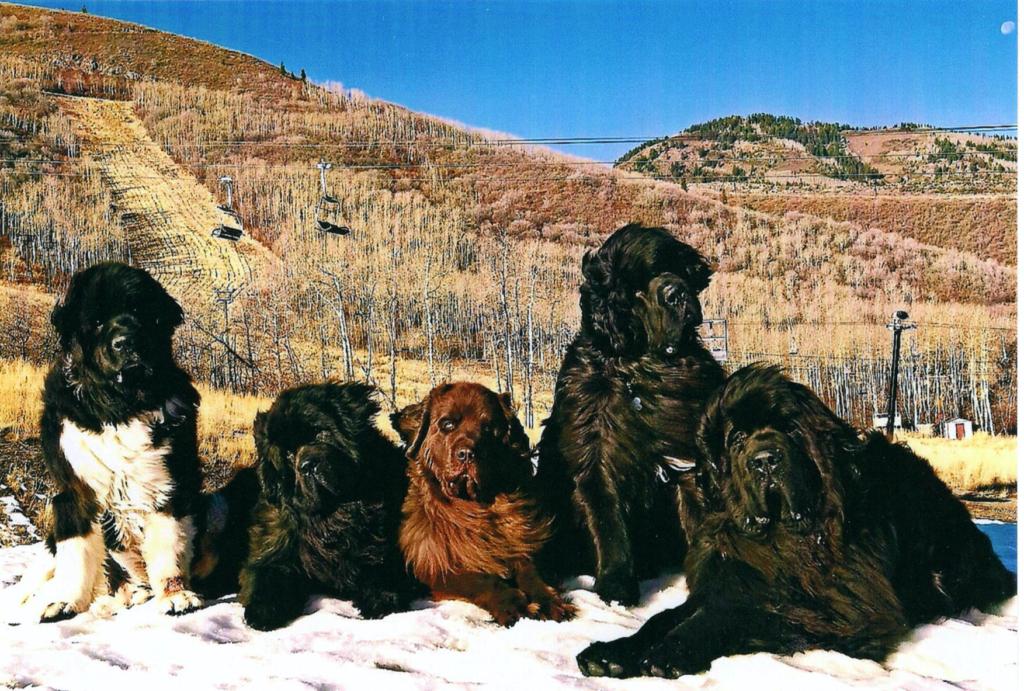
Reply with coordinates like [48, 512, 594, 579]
[40, 262, 205, 619]
[577, 365, 1017, 678]
[240, 382, 423, 631]
[536, 224, 725, 606]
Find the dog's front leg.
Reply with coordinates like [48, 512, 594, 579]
[431, 572, 532, 626]
[29, 493, 107, 622]
[575, 470, 639, 606]
[511, 558, 576, 621]
[141, 511, 201, 614]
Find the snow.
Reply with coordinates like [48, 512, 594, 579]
[0, 497, 34, 531]
[0, 544, 1017, 691]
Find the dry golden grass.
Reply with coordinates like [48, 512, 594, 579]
[897, 431, 1018, 493]
[0, 358, 1013, 496]
[0, 358, 44, 438]
[195, 385, 269, 470]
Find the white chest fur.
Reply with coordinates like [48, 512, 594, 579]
[59, 414, 174, 529]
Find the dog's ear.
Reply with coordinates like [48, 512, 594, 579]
[405, 398, 435, 461]
[253, 410, 282, 500]
[132, 265, 184, 330]
[497, 392, 533, 471]
[154, 284, 185, 330]
[391, 400, 428, 451]
[50, 273, 82, 346]
[329, 381, 380, 424]
[678, 245, 713, 294]
[581, 249, 610, 293]
[254, 409, 268, 439]
[49, 298, 70, 347]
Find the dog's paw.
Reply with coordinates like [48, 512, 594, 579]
[243, 599, 294, 631]
[525, 586, 577, 622]
[114, 582, 154, 608]
[126, 583, 154, 607]
[594, 571, 640, 607]
[576, 639, 640, 678]
[639, 640, 710, 679]
[156, 589, 202, 615]
[39, 600, 82, 623]
[355, 590, 407, 620]
[490, 588, 531, 627]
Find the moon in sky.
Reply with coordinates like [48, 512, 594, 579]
[1000, 21, 1015, 34]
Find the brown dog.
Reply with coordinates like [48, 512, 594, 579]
[392, 382, 575, 626]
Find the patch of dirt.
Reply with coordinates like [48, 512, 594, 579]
[0, 436, 52, 548]
[957, 490, 1017, 523]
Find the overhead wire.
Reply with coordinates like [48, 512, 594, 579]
[0, 149, 1017, 169]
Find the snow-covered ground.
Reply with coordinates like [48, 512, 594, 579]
[0, 543, 1017, 691]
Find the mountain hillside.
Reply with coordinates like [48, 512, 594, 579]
[616, 114, 1017, 194]
[0, 3, 1015, 433]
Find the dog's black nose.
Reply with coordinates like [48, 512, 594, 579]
[455, 447, 475, 462]
[752, 449, 781, 471]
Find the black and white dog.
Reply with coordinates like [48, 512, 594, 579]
[4, 263, 209, 621]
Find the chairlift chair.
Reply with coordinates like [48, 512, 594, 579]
[212, 175, 244, 242]
[314, 159, 352, 236]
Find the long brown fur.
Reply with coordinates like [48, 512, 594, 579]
[393, 382, 575, 626]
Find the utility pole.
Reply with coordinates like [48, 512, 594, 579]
[884, 311, 916, 439]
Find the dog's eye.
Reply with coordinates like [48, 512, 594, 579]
[662, 284, 683, 305]
[440, 419, 455, 432]
[728, 430, 747, 448]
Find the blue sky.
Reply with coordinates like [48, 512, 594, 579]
[16, 0, 1019, 161]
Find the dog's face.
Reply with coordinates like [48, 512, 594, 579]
[698, 366, 855, 539]
[51, 262, 183, 385]
[392, 383, 532, 503]
[254, 382, 379, 514]
[580, 224, 711, 357]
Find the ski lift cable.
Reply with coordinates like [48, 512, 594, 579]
[1, 148, 1016, 169]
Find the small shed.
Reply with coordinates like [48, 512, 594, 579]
[871, 413, 902, 430]
[941, 418, 973, 440]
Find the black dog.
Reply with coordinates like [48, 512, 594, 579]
[536, 224, 725, 605]
[6, 263, 208, 621]
[240, 382, 423, 631]
[578, 365, 1016, 678]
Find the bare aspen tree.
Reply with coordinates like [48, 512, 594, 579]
[386, 234, 402, 409]
[524, 262, 538, 428]
[423, 250, 436, 386]
[315, 268, 356, 380]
